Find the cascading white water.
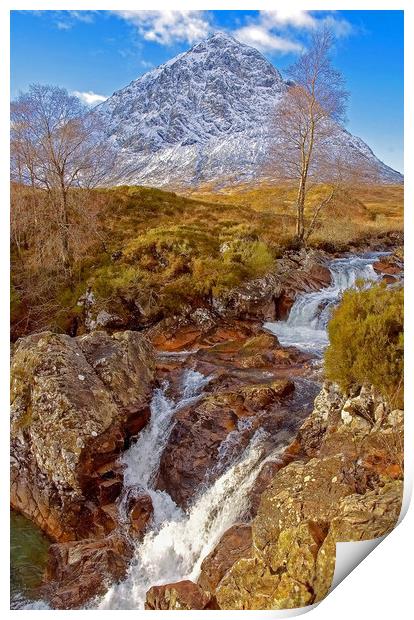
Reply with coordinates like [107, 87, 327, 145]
[98, 254, 382, 609]
[97, 353, 310, 610]
[121, 369, 210, 490]
[117, 369, 211, 529]
[99, 429, 272, 609]
[264, 252, 385, 355]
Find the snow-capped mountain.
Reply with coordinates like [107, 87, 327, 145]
[97, 32, 402, 187]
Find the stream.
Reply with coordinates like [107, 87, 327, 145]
[10, 251, 386, 610]
[96, 251, 385, 609]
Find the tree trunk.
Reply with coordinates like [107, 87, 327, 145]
[295, 176, 306, 244]
[59, 188, 72, 274]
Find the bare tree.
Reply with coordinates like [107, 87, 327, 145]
[272, 28, 352, 245]
[11, 84, 115, 271]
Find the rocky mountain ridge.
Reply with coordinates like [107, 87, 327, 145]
[97, 32, 403, 187]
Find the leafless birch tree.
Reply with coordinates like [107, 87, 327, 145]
[272, 28, 353, 245]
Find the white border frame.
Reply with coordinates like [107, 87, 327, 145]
[2, 2, 412, 618]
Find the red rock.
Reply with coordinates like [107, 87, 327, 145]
[156, 378, 297, 508]
[128, 493, 154, 539]
[373, 256, 402, 276]
[198, 524, 252, 592]
[156, 395, 241, 508]
[275, 292, 295, 320]
[95, 479, 123, 505]
[145, 580, 211, 610]
[43, 533, 133, 609]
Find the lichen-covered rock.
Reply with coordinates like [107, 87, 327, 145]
[209, 383, 403, 610]
[252, 456, 359, 568]
[216, 477, 402, 610]
[10, 330, 155, 541]
[214, 250, 331, 321]
[145, 580, 212, 610]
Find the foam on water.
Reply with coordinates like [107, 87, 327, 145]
[99, 430, 271, 609]
[264, 253, 384, 355]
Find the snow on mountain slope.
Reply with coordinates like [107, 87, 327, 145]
[97, 32, 402, 187]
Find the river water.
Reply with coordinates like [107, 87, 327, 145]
[96, 251, 385, 609]
[11, 251, 385, 609]
[264, 253, 383, 355]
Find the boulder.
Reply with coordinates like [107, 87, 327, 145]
[216, 523, 323, 610]
[198, 524, 252, 593]
[156, 380, 295, 508]
[240, 380, 295, 409]
[10, 330, 155, 541]
[145, 580, 212, 610]
[43, 533, 133, 609]
[206, 383, 403, 610]
[216, 474, 402, 610]
[373, 255, 403, 276]
[213, 250, 331, 322]
[128, 493, 154, 539]
[156, 391, 246, 508]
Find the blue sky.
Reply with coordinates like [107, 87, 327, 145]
[10, 10, 404, 173]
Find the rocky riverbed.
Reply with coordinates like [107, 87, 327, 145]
[10, 245, 404, 610]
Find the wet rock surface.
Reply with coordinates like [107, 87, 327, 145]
[10, 330, 155, 542]
[373, 250, 403, 277]
[206, 384, 403, 610]
[198, 524, 253, 593]
[43, 533, 133, 609]
[127, 493, 154, 539]
[156, 374, 302, 509]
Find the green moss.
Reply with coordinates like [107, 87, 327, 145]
[324, 283, 403, 407]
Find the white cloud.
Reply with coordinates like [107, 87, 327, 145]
[322, 14, 353, 38]
[34, 10, 97, 31]
[56, 20, 72, 31]
[234, 26, 302, 54]
[140, 59, 154, 69]
[113, 10, 211, 46]
[232, 10, 352, 55]
[258, 10, 352, 39]
[72, 91, 108, 106]
[261, 10, 317, 30]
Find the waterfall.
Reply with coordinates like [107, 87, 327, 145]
[118, 369, 211, 524]
[18, 253, 388, 610]
[99, 429, 272, 609]
[264, 252, 385, 355]
[98, 253, 383, 609]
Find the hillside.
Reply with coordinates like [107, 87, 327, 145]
[11, 183, 403, 341]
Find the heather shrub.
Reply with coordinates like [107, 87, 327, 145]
[324, 283, 403, 407]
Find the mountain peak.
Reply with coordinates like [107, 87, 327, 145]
[97, 32, 402, 187]
[202, 31, 238, 45]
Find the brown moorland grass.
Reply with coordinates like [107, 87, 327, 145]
[188, 182, 403, 249]
[11, 182, 403, 338]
